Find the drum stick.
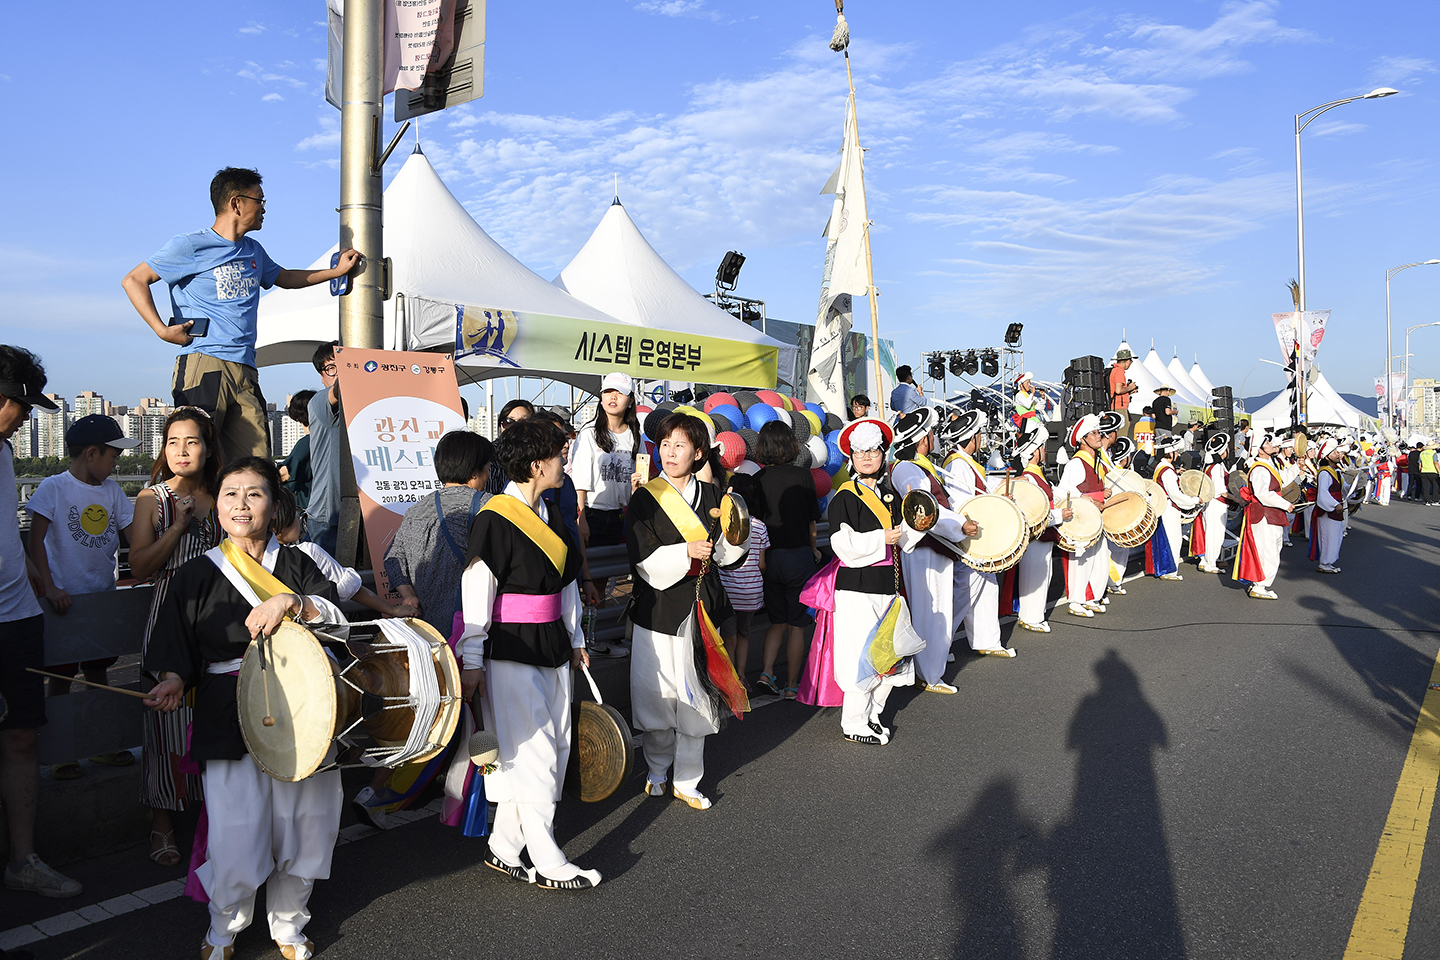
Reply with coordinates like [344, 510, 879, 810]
[25, 668, 154, 700]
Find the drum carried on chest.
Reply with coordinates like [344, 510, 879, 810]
[1177, 469, 1214, 521]
[1008, 481, 1052, 541]
[1142, 479, 1170, 519]
[1054, 495, 1104, 554]
[1101, 491, 1157, 548]
[238, 619, 462, 782]
[957, 494, 1030, 573]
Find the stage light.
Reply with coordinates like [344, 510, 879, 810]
[928, 355, 947, 381]
[948, 352, 966, 377]
[716, 251, 746, 290]
[980, 350, 999, 378]
[963, 351, 979, 376]
[1004, 323, 1024, 345]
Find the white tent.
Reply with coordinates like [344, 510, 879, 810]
[255, 148, 635, 389]
[1188, 360, 1215, 397]
[1250, 370, 1376, 431]
[1142, 347, 1205, 406]
[1166, 353, 1212, 408]
[553, 199, 796, 387]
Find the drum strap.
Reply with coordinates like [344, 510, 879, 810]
[435, 490, 485, 563]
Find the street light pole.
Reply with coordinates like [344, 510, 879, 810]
[339, 0, 385, 350]
[1293, 87, 1398, 424]
[1386, 260, 1440, 429]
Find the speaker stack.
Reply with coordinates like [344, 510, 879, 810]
[1210, 385, 1234, 443]
[1062, 356, 1106, 428]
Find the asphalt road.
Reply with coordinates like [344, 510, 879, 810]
[7, 500, 1439, 960]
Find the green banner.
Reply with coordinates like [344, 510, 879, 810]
[454, 304, 778, 388]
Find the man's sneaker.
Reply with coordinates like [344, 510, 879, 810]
[350, 787, 394, 830]
[867, 721, 892, 744]
[845, 731, 886, 746]
[484, 854, 536, 884]
[537, 867, 602, 891]
[587, 640, 629, 659]
[4, 855, 81, 898]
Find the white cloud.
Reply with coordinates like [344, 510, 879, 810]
[1369, 55, 1437, 89]
[238, 61, 312, 92]
[296, 115, 340, 152]
[1091, 1, 1315, 81]
[634, 1, 720, 21]
[1307, 120, 1366, 138]
[262, 93, 285, 102]
[239, 21, 266, 36]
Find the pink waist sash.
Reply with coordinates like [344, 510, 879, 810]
[493, 591, 563, 624]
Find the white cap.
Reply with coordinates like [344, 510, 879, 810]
[600, 372, 634, 395]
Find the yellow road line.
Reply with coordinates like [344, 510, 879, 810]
[1343, 650, 1440, 960]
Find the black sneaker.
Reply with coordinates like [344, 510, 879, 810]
[484, 854, 535, 884]
[845, 732, 886, 746]
[537, 868, 602, 890]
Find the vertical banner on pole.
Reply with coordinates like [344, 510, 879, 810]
[336, 347, 466, 600]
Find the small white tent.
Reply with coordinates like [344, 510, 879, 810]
[553, 199, 796, 387]
[1250, 371, 1376, 431]
[1188, 360, 1215, 397]
[254, 148, 636, 389]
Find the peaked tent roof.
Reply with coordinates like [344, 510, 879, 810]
[254, 149, 630, 386]
[1166, 353, 1211, 408]
[553, 200, 797, 387]
[1141, 347, 1205, 405]
[1188, 361, 1215, 397]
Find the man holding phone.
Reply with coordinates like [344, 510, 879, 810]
[122, 166, 359, 463]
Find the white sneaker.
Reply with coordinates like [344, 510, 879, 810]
[1084, 602, 1107, 615]
[1318, 564, 1341, 574]
[977, 647, 1017, 658]
[1067, 603, 1094, 618]
[4, 854, 81, 898]
[1160, 572, 1183, 581]
[351, 787, 395, 830]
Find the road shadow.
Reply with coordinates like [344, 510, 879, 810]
[1046, 648, 1184, 959]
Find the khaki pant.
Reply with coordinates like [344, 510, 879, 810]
[172, 353, 271, 464]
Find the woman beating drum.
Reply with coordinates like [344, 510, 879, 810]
[455, 418, 601, 890]
[1192, 432, 1232, 574]
[1012, 424, 1072, 634]
[144, 458, 346, 960]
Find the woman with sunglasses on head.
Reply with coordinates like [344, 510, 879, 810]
[572, 373, 641, 601]
[126, 408, 223, 869]
[483, 399, 534, 496]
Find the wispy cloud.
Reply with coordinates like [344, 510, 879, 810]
[237, 60, 311, 92]
[239, 21, 266, 36]
[1090, 0, 1315, 81]
[1307, 120, 1366, 138]
[262, 93, 285, 102]
[1369, 54, 1437, 89]
[634, 1, 721, 21]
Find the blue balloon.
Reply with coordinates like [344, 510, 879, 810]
[746, 403, 781, 431]
[710, 404, 745, 430]
[805, 402, 825, 420]
[825, 442, 845, 474]
[825, 429, 842, 446]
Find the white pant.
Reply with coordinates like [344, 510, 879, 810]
[642, 728, 705, 794]
[1016, 541, 1054, 626]
[1317, 515, 1345, 566]
[1379, 477, 1392, 505]
[1199, 501, 1228, 569]
[839, 677, 899, 737]
[200, 758, 342, 949]
[1066, 541, 1103, 604]
[901, 545, 957, 684]
[954, 568, 1002, 651]
[1107, 540, 1129, 586]
[489, 801, 580, 879]
[1249, 520, 1283, 588]
[1158, 509, 1183, 573]
[833, 590, 912, 737]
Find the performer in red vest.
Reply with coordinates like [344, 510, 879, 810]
[1055, 414, 1108, 618]
[1014, 423, 1070, 633]
[1232, 433, 1294, 599]
[1313, 437, 1347, 574]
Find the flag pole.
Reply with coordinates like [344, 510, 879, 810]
[841, 34, 885, 420]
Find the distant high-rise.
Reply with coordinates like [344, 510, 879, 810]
[276, 395, 307, 457]
[10, 415, 36, 459]
[73, 391, 105, 418]
[35, 394, 68, 457]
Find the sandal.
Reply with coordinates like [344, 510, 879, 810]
[90, 751, 136, 767]
[51, 762, 82, 781]
[150, 830, 181, 867]
[784, 686, 798, 700]
[756, 673, 781, 696]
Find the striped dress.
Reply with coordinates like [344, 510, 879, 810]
[139, 482, 220, 811]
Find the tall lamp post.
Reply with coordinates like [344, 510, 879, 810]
[1386, 260, 1440, 429]
[1294, 87, 1398, 423]
[1405, 322, 1440, 428]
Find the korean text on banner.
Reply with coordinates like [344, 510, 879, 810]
[326, 0, 458, 107]
[335, 347, 467, 600]
[453, 304, 778, 389]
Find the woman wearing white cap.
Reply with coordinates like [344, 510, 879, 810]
[572, 372, 643, 600]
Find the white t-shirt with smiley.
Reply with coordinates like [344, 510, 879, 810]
[25, 470, 134, 594]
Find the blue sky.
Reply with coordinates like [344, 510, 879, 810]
[3, 0, 1437, 412]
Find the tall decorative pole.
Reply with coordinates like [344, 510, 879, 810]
[339, 0, 385, 349]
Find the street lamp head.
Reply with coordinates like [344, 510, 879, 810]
[1426, 259, 1440, 265]
[1364, 87, 1399, 99]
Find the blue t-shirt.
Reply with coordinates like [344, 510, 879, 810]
[307, 389, 343, 524]
[147, 228, 282, 368]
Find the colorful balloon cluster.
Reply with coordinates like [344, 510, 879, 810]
[633, 390, 848, 500]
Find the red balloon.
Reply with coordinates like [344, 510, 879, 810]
[703, 392, 736, 413]
[756, 389, 785, 409]
[810, 467, 833, 499]
[716, 431, 747, 470]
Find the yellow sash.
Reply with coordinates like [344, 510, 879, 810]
[1251, 459, 1283, 489]
[482, 495, 568, 573]
[1078, 448, 1108, 479]
[944, 449, 987, 485]
[642, 477, 709, 542]
[914, 454, 943, 484]
[219, 539, 295, 603]
[850, 478, 893, 530]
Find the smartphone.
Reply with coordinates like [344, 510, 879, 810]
[635, 453, 652, 479]
[171, 316, 209, 338]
